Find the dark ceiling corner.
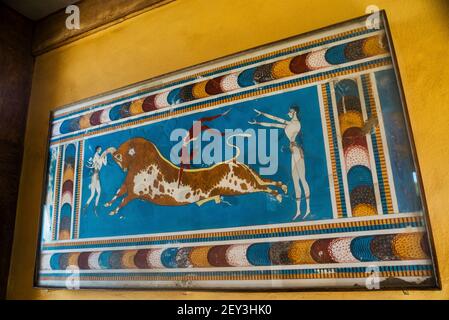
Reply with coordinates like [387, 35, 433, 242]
[1, 0, 79, 21]
[32, 0, 174, 56]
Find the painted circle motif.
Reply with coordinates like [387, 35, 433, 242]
[205, 77, 224, 95]
[350, 236, 378, 262]
[342, 127, 368, 150]
[253, 63, 275, 83]
[154, 91, 170, 108]
[63, 165, 74, 182]
[108, 104, 123, 121]
[59, 118, 79, 134]
[350, 185, 376, 208]
[58, 229, 70, 240]
[129, 100, 144, 116]
[345, 145, 370, 171]
[370, 234, 398, 261]
[269, 241, 292, 265]
[147, 248, 164, 268]
[51, 121, 63, 136]
[192, 81, 210, 99]
[109, 251, 124, 269]
[225, 244, 251, 267]
[79, 114, 91, 129]
[324, 44, 348, 65]
[392, 233, 428, 260]
[328, 238, 358, 263]
[362, 35, 388, 57]
[246, 243, 271, 266]
[89, 110, 103, 126]
[344, 40, 366, 61]
[98, 251, 113, 269]
[208, 245, 231, 267]
[100, 107, 112, 123]
[58, 253, 71, 270]
[61, 193, 72, 207]
[271, 58, 295, 79]
[40, 254, 52, 270]
[121, 250, 137, 269]
[167, 88, 182, 105]
[338, 111, 364, 134]
[50, 253, 62, 270]
[78, 252, 92, 269]
[337, 96, 361, 114]
[237, 68, 256, 87]
[119, 102, 131, 118]
[352, 203, 377, 217]
[176, 247, 193, 268]
[161, 248, 179, 268]
[289, 54, 309, 74]
[310, 238, 335, 263]
[142, 95, 157, 112]
[305, 49, 332, 70]
[180, 85, 195, 103]
[219, 73, 241, 92]
[67, 252, 80, 268]
[87, 252, 102, 270]
[335, 79, 359, 96]
[347, 166, 374, 193]
[62, 179, 74, 194]
[134, 249, 151, 269]
[189, 246, 212, 267]
[288, 240, 315, 264]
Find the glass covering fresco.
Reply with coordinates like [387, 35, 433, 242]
[36, 12, 438, 290]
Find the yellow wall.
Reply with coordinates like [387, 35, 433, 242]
[7, 0, 449, 299]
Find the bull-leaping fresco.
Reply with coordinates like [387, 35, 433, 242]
[38, 14, 437, 291]
[249, 106, 311, 219]
[101, 136, 287, 216]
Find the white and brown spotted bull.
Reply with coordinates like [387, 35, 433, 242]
[104, 137, 287, 215]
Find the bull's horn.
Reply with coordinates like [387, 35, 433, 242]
[105, 147, 117, 154]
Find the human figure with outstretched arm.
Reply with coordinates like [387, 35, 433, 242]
[84, 146, 114, 215]
[249, 106, 310, 220]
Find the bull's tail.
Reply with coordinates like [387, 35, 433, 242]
[225, 133, 252, 162]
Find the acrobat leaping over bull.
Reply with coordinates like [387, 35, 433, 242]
[85, 107, 312, 220]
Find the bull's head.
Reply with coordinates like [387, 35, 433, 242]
[111, 137, 149, 171]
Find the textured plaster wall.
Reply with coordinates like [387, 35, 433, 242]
[7, 0, 449, 299]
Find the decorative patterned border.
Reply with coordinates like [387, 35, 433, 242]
[50, 57, 392, 147]
[361, 74, 395, 213]
[40, 231, 430, 273]
[51, 146, 63, 240]
[72, 141, 84, 239]
[321, 83, 347, 218]
[43, 213, 424, 250]
[39, 263, 432, 281]
[52, 26, 376, 121]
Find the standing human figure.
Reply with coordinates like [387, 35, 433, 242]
[84, 146, 112, 214]
[249, 106, 310, 220]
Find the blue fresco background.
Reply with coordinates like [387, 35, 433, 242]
[79, 86, 334, 238]
[375, 69, 423, 213]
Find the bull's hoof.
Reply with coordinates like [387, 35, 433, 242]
[108, 209, 118, 216]
[104, 202, 112, 207]
[281, 184, 288, 194]
[276, 194, 282, 203]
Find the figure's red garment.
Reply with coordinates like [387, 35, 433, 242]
[177, 111, 228, 187]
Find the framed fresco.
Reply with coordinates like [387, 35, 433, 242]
[35, 11, 439, 290]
